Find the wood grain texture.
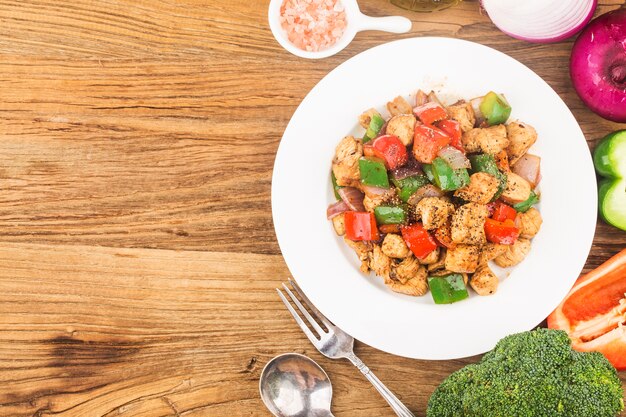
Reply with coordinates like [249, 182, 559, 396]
[0, 0, 624, 416]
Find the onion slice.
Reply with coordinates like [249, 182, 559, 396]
[480, 0, 597, 43]
[438, 146, 471, 170]
[391, 165, 423, 181]
[338, 187, 365, 212]
[407, 185, 444, 206]
[327, 200, 350, 219]
[512, 154, 541, 187]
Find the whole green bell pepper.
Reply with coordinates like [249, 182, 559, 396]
[469, 153, 507, 201]
[392, 175, 430, 202]
[428, 273, 469, 304]
[374, 205, 408, 225]
[359, 157, 390, 188]
[593, 130, 626, 231]
[480, 91, 512, 126]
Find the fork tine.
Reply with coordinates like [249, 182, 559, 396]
[282, 283, 326, 336]
[276, 288, 319, 345]
[288, 278, 334, 330]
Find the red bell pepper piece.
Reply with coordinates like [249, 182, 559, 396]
[401, 223, 438, 259]
[344, 211, 379, 241]
[548, 249, 626, 370]
[413, 102, 448, 125]
[484, 218, 520, 245]
[412, 124, 451, 164]
[492, 201, 517, 222]
[363, 135, 408, 170]
[437, 119, 464, 153]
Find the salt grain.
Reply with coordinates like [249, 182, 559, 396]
[280, 0, 347, 52]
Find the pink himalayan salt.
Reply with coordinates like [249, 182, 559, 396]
[280, 0, 347, 52]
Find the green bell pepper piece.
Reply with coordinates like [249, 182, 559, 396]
[362, 114, 385, 144]
[480, 91, 512, 126]
[428, 273, 469, 304]
[359, 157, 389, 188]
[593, 130, 626, 231]
[391, 175, 430, 202]
[430, 158, 470, 191]
[331, 171, 343, 200]
[374, 205, 407, 225]
[469, 154, 507, 201]
[422, 164, 435, 184]
[513, 191, 540, 213]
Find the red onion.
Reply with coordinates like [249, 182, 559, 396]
[361, 185, 390, 198]
[391, 165, 423, 181]
[480, 0, 597, 43]
[571, 9, 626, 122]
[470, 96, 485, 125]
[512, 154, 541, 187]
[407, 185, 444, 205]
[338, 187, 365, 211]
[438, 146, 471, 170]
[327, 200, 350, 219]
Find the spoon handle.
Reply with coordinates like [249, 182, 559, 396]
[354, 14, 412, 34]
[346, 353, 416, 417]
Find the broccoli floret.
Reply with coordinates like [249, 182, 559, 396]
[427, 328, 625, 417]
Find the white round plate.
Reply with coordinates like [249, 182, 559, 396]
[271, 37, 597, 360]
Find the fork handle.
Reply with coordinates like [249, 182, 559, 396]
[346, 353, 416, 417]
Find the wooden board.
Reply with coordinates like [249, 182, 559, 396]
[0, 0, 624, 416]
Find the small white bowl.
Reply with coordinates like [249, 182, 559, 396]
[268, 0, 412, 59]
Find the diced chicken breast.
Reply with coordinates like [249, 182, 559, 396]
[478, 243, 507, 265]
[332, 135, 362, 187]
[419, 247, 440, 265]
[370, 245, 392, 280]
[471, 264, 499, 295]
[387, 96, 413, 117]
[494, 238, 531, 267]
[393, 255, 426, 284]
[454, 172, 499, 204]
[445, 244, 480, 273]
[332, 213, 345, 236]
[386, 114, 416, 146]
[501, 172, 531, 204]
[451, 202, 489, 245]
[427, 248, 447, 272]
[446, 101, 476, 133]
[461, 125, 509, 154]
[386, 265, 428, 296]
[415, 197, 455, 230]
[516, 207, 542, 239]
[359, 108, 382, 129]
[345, 238, 372, 274]
[506, 121, 538, 164]
[382, 234, 411, 259]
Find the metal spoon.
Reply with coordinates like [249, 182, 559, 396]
[260, 353, 335, 417]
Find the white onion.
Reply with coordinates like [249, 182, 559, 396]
[512, 154, 541, 187]
[481, 0, 597, 43]
[438, 146, 471, 170]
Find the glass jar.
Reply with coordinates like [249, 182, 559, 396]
[390, 0, 462, 12]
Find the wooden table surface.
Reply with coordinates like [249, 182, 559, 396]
[1, 1, 625, 416]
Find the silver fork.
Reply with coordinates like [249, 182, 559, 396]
[277, 279, 415, 417]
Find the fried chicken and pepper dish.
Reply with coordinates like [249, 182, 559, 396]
[326, 91, 542, 304]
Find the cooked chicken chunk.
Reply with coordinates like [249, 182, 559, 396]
[419, 247, 440, 265]
[393, 255, 427, 285]
[386, 114, 416, 146]
[446, 101, 476, 133]
[370, 245, 392, 279]
[461, 125, 509, 154]
[494, 238, 531, 268]
[387, 96, 413, 117]
[363, 188, 396, 212]
[471, 264, 499, 295]
[382, 234, 411, 259]
[501, 172, 531, 204]
[445, 244, 480, 273]
[386, 265, 428, 296]
[434, 222, 455, 250]
[332, 135, 362, 187]
[506, 121, 537, 164]
[451, 202, 489, 245]
[415, 197, 455, 230]
[345, 238, 371, 273]
[478, 243, 507, 265]
[359, 108, 382, 129]
[516, 207, 542, 239]
[427, 248, 447, 272]
[454, 172, 499, 204]
[332, 213, 345, 236]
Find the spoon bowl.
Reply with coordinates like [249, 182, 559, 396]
[259, 353, 334, 417]
[268, 0, 412, 59]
